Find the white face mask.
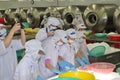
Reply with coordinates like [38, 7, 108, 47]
[56, 41, 63, 46]
[68, 39, 74, 44]
[49, 26, 57, 31]
[0, 28, 7, 38]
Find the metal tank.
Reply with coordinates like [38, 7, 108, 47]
[45, 7, 59, 17]
[3, 9, 15, 24]
[26, 7, 40, 28]
[13, 8, 26, 23]
[83, 4, 117, 33]
[62, 6, 82, 29]
[113, 6, 120, 33]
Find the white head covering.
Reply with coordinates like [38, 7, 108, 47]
[25, 39, 45, 61]
[53, 30, 67, 43]
[77, 23, 86, 30]
[46, 17, 60, 26]
[66, 29, 76, 38]
[0, 24, 7, 39]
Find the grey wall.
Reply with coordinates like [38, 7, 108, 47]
[0, 0, 120, 10]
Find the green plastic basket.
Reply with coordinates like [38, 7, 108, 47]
[116, 67, 120, 75]
[95, 33, 107, 38]
[52, 77, 80, 80]
[90, 46, 106, 57]
[16, 49, 25, 62]
[22, 22, 30, 28]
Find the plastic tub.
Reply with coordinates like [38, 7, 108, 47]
[116, 67, 120, 75]
[52, 77, 80, 80]
[59, 71, 95, 80]
[90, 62, 115, 74]
[109, 34, 120, 41]
[95, 33, 107, 38]
[90, 45, 106, 57]
[22, 22, 30, 28]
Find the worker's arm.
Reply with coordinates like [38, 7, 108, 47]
[20, 29, 26, 46]
[4, 23, 21, 48]
[45, 58, 62, 74]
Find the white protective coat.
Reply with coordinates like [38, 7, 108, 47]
[38, 30, 67, 80]
[59, 43, 78, 66]
[0, 39, 24, 80]
[76, 31, 88, 56]
[58, 29, 78, 65]
[38, 38, 61, 79]
[14, 39, 44, 80]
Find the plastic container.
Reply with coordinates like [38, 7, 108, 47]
[16, 49, 25, 62]
[90, 62, 115, 74]
[52, 77, 80, 80]
[109, 34, 120, 41]
[95, 33, 107, 38]
[22, 22, 30, 28]
[116, 67, 120, 75]
[90, 45, 106, 57]
[59, 71, 95, 80]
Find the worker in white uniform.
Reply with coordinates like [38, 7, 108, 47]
[72, 12, 84, 30]
[14, 39, 45, 80]
[0, 23, 26, 80]
[58, 28, 77, 72]
[38, 30, 67, 80]
[36, 17, 60, 46]
[75, 23, 90, 68]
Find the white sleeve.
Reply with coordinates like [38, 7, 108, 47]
[44, 43, 53, 60]
[35, 28, 47, 42]
[9, 39, 24, 51]
[19, 65, 31, 80]
[0, 40, 7, 56]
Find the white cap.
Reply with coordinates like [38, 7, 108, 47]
[25, 39, 44, 54]
[47, 17, 60, 26]
[77, 23, 86, 30]
[66, 29, 76, 38]
[54, 30, 67, 43]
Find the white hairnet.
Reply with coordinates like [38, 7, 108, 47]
[25, 39, 44, 54]
[46, 17, 60, 26]
[77, 23, 86, 30]
[53, 30, 67, 43]
[66, 29, 76, 38]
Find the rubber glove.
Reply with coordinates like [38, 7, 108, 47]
[75, 57, 85, 68]
[51, 68, 63, 74]
[82, 53, 90, 65]
[37, 76, 43, 80]
[58, 60, 76, 72]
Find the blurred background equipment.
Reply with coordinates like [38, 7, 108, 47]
[83, 4, 117, 33]
[113, 6, 120, 34]
[62, 6, 82, 29]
